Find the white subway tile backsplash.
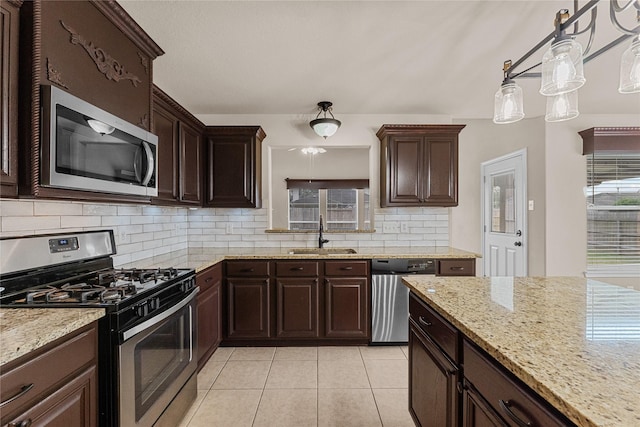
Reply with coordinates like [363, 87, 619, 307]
[34, 201, 83, 216]
[1, 200, 34, 216]
[61, 215, 101, 228]
[2, 215, 61, 232]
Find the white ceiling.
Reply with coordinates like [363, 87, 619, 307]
[119, 0, 640, 119]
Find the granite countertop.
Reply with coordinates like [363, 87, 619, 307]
[119, 246, 481, 273]
[402, 276, 640, 427]
[0, 308, 105, 366]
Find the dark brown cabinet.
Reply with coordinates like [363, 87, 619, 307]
[0, 322, 98, 427]
[437, 259, 476, 276]
[275, 261, 320, 338]
[225, 260, 272, 340]
[462, 340, 571, 427]
[377, 125, 465, 207]
[223, 259, 370, 344]
[0, 0, 21, 198]
[196, 263, 222, 370]
[204, 126, 265, 208]
[152, 86, 204, 206]
[324, 261, 369, 339]
[408, 293, 460, 427]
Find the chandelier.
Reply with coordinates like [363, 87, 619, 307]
[494, 0, 640, 124]
[310, 101, 341, 138]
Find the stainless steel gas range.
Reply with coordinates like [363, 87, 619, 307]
[0, 230, 198, 427]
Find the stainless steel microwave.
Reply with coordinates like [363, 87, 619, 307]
[41, 85, 158, 197]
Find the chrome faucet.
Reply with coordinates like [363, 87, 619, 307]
[318, 215, 329, 249]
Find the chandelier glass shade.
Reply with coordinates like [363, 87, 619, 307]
[540, 38, 586, 96]
[619, 35, 640, 93]
[310, 101, 341, 138]
[493, 81, 525, 124]
[545, 90, 580, 122]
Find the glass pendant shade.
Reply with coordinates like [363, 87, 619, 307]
[540, 38, 585, 96]
[618, 36, 640, 94]
[545, 90, 579, 122]
[493, 81, 524, 124]
[310, 118, 341, 138]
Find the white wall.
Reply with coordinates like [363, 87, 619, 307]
[451, 117, 547, 275]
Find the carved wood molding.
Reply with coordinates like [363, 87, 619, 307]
[46, 58, 69, 89]
[90, 0, 164, 59]
[138, 114, 149, 130]
[376, 124, 466, 139]
[137, 52, 149, 74]
[6, 0, 24, 7]
[60, 20, 142, 87]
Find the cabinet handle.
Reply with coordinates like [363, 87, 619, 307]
[290, 267, 304, 271]
[499, 399, 533, 427]
[240, 268, 255, 273]
[204, 277, 213, 282]
[0, 384, 34, 408]
[340, 266, 353, 271]
[450, 266, 465, 271]
[418, 316, 432, 327]
[10, 419, 33, 427]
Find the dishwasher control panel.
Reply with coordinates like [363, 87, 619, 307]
[371, 258, 435, 275]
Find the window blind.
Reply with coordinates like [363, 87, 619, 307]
[586, 153, 640, 276]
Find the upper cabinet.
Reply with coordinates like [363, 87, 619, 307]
[377, 124, 466, 207]
[204, 126, 266, 208]
[0, 0, 21, 198]
[152, 86, 204, 206]
[18, 0, 164, 201]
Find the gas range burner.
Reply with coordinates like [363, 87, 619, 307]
[22, 282, 138, 304]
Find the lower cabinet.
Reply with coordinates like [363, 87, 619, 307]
[223, 259, 370, 343]
[0, 322, 98, 427]
[196, 262, 222, 370]
[408, 291, 575, 427]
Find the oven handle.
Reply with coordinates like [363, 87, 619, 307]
[122, 287, 198, 342]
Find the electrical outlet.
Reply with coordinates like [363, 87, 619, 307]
[226, 223, 234, 234]
[383, 222, 399, 233]
[400, 222, 409, 233]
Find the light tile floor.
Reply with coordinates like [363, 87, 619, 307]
[179, 345, 414, 427]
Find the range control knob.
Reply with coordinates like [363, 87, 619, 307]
[135, 303, 147, 317]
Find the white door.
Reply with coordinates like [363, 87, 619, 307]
[482, 150, 527, 276]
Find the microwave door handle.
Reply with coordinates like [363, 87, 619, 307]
[141, 141, 154, 186]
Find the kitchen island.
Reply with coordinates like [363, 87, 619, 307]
[402, 276, 640, 427]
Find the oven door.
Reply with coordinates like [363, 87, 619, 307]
[118, 288, 197, 427]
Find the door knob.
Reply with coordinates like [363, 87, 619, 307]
[514, 241, 522, 247]
[516, 230, 522, 236]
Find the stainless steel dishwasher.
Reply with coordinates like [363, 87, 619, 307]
[371, 258, 435, 343]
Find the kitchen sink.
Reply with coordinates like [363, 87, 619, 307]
[287, 248, 357, 255]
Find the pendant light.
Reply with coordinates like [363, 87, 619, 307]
[540, 36, 586, 96]
[545, 90, 579, 122]
[310, 101, 341, 139]
[619, 34, 640, 93]
[493, 80, 525, 124]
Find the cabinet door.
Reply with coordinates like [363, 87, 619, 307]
[276, 278, 319, 338]
[152, 103, 179, 203]
[324, 277, 369, 338]
[196, 264, 222, 370]
[409, 319, 459, 427]
[386, 136, 424, 206]
[0, 1, 19, 198]
[205, 127, 263, 208]
[179, 122, 202, 204]
[423, 136, 457, 206]
[226, 277, 271, 339]
[6, 366, 97, 427]
[462, 383, 508, 427]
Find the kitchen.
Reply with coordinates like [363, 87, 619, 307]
[1, 1, 639, 426]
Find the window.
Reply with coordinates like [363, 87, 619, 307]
[586, 152, 640, 276]
[287, 179, 371, 231]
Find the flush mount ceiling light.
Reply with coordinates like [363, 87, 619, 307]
[310, 101, 341, 139]
[493, 0, 640, 125]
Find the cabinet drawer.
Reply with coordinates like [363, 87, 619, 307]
[197, 263, 222, 292]
[409, 292, 459, 363]
[0, 323, 97, 418]
[324, 260, 369, 276]
[437, 259, 475, 276]
[276, 261, 319, 277]
[226, 260, 270, 277]
[463, 340, 570, 427]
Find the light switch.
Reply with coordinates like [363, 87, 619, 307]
[528, 200, 534, 211]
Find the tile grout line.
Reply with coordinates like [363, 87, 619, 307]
[359, 346, 385, 426]
[250, 347, 276, 426]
